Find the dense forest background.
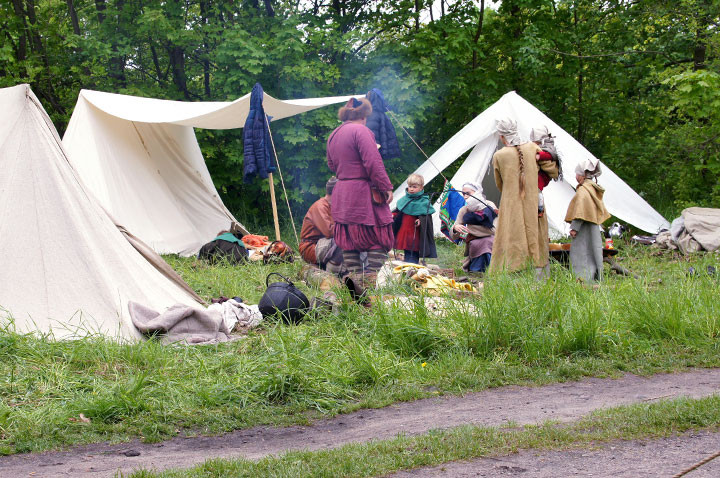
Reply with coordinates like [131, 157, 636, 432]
[2, 0, 719, 231]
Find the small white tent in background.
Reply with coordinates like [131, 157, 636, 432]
[391, 91, 670, 238]
[0, 84, 202, 340]
[63, 89, 357, 256]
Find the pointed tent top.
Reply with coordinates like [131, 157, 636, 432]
[392, 90, 669, 236]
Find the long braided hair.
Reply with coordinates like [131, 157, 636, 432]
[514, 145, 525, 199]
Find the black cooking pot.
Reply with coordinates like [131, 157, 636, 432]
[258, 272, 310, 324]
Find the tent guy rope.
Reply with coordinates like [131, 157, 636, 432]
[265, 114, 301, 248]
[386, 108, 449, 183]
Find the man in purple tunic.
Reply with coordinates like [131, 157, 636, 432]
[327, 98, 394, 275]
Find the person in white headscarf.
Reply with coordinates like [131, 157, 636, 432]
[529, 125, 561, 218]
[565, 159, 610, 282]
[489, 118, 551, 277]
[451, 182, 497, 273]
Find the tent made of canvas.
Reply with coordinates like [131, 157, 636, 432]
[0, 84, 202, 340]
[63, 89, 357, 255]
[391, 91, 670, 238]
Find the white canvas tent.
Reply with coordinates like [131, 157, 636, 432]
[391, 91, 669, 237]
[0, 84, 202, 341]
[63, 89, 357, 255]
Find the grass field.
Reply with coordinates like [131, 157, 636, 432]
[0, 239, 719, 456]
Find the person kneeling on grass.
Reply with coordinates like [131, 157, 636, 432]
[451, 182, 497, 273]
[565, 159, 611, 282]
[299, 176, 345, 274]
[393, 173, 437, 264]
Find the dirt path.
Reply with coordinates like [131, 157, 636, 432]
[387, 429, 720, 477]
[2, 368, 720, 478]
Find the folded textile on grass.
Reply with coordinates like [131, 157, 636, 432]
[377, 262, 477, 294]
[207, 299, 262, 332]
[129, 301, 232, 345]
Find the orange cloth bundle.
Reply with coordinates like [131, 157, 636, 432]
[242, 234, 270, 249]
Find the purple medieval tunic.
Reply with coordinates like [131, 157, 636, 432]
[327, 122, 394, 252]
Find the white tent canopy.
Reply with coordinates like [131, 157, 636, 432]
[63, 89, 356, 255]
[391, 91, 669, 237]
[0, 84, 202, 340]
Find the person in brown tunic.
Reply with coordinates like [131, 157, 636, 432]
[489, 118, 558, 277]
[299, 177, 344, 274]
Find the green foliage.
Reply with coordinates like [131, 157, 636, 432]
[2, 0, 718, 225]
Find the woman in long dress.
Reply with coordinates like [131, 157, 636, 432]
[489, 118, 558, 277]
[327, 98, 394, 275]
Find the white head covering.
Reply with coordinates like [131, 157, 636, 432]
[575, 158, 602, 178]
[529, 125, 551, 143]
[495, 118, 522, 146]
[461, 181, 482, 193]
[465, 195, 484, 212]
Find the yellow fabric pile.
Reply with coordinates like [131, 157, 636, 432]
[392, 264, 476, 293]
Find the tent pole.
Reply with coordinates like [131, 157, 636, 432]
[268, 172, 281, 241]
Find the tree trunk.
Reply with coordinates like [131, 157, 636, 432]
[693, 29, 707, 71]
[11, 0, 27, 62]
[574, 5, 584, 143]
[94, 0, 106, 24]
[169, 46, 189, 99]
[66, 0, 81, 35]
[264, 0, 275, 17]
[200, 0, 211, 97]
[414, 0, 420, 31]
[509, 1, 522, 92]
[24, 0, 43, 55]
[472, 0, 485, 69]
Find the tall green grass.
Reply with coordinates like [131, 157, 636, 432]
[0, 242, 719, 454]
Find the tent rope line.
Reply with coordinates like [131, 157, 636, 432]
[264, 114, 300, 248]
[386, 108, 449, 183]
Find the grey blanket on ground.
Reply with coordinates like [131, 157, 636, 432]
[129, 301, 231, 345]
[656, 207, 720, 254]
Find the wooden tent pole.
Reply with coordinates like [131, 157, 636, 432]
[268, 172, 281, 241]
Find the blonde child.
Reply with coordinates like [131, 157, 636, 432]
[392, 174, 436, 263]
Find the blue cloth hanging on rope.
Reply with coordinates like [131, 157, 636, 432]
[365, 88, 401, 160]
[243, 83, 276, 182]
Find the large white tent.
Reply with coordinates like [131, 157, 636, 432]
[63, 89, 357, 255]
[0, 84, 202, 340]
[391, 91, 670, 237]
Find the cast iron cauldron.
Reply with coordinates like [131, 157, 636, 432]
[258, 272, 310, 324]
